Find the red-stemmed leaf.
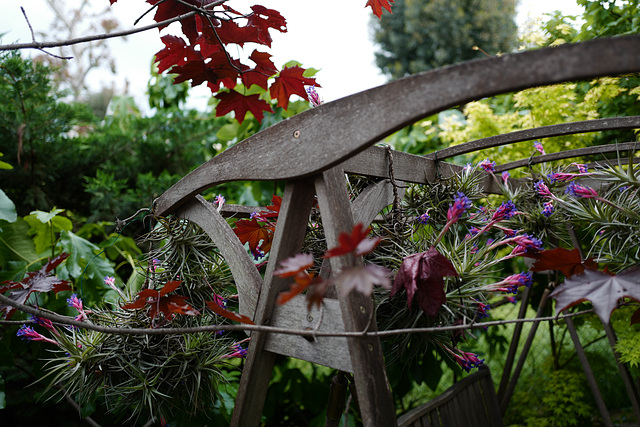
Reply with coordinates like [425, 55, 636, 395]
[206, 300, 255, 324]
[215, 90, 274, 124]
[390, 247, 458, 317]
[233, 218, 274, 254]
[324, 223, 381, 258]
[269, 66, 318, 109]
[274, 253, 314, 278]
[121, 280, 198, 321]
[530, 247, 597, 278]
[550, 267, 640, 323]
[242, 50, 278, 89]
[276, 271, 322, 306]
[0, 253, 71, 319]
[335, 264, 391, 297]
[263, 195, 282, 218]
[154, 35, 202, 74]
[365, 0, 395, 19]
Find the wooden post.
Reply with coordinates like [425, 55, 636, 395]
[231, 178, 316, 427]
[315, 166, 396, 426]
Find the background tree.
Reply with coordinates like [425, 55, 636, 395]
[372, 0, 518, 79]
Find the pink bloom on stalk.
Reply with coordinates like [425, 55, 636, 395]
[485, 272, 533, 294]
[17, 325, 59, 345]
[534, 180, 553, 198]
[416, 213, 430, 225]
[533, 141, 545, 155]
[572, 163, 588, 173]
[510, 234, 543, 253]
[445, 346, 485, 372]
[542, 201, 554, 217]
[306, 86, 323, 107]
[67, 294, 83, 311]
[447, 192, 472, 223]
[211, 293, 227, 308]
[478, 159, 496, 173]
[491, 200, 517, 222]
[222, 342, 248, 359]
[214, 194, 225, 212]
[104, 276, 116, 287]
[462, 163, 473, 173]
[501, 171, 510, 184]
[565, 182, 598, 198]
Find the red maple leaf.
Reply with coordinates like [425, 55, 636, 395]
[390, 247, 458, 317]
[154, 35, 202, 74]
[122, 280, 198, 320]
[274, 253, 314, 278]
[550, 267, 640, 324]
[215, 90, 274, 124]
[530, 247, 597, 278]
[0, 253, 71, 319]
[324, 223, 381, 258]
[246, 5, 287, 47]
[269, 66, 319, 109]
[242, 50, 278, 89]
[205, 300, 255, 324]
[147, 0, 213, 43]
[276, 271, 323, 306]
[233, 218, 275, 254]
[262, 195, 282, 218]
[366, 0, 395, 19]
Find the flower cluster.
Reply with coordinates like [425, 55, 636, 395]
[478, 158, 496, 173]
[447, 192, 472, 223]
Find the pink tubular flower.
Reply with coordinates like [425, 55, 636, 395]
[510, 234, 543, 252]
[306, 86, 323, 107]
[447, 192, 472, 223]
[443, 346, 485, 372]
[491, 200, 517, 222]
[501, 171, 510, 184]
[533, 141, 545, 155]
[214, 194, 225, 212]
[572, 163, 588, 173]
[416, 212, 430, 225]
[67, 294, 89, 321]
[222, 342, 248, 359]
[17, 325, 59, 345]
[565, 182, 598, 198]
[542, 201, 554, 217]
[478, 159, 496, 173]
[485, 272, 533, 294]
[534, 180, 553, 198]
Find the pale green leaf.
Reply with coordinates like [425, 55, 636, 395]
[0, 189, 17, 223]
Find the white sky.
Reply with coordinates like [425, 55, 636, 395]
[1, 1, 585, 113]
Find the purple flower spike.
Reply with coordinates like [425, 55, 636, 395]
[67, 294, 83, 311]
[17, 325, 58, 345]
[572, 163, 588, 173]
[492, 200, 517, 221]
[478, 159, 496, 173]
[306, 86, 323, 107]
[447, 192, 472, 223]
[416, 213, 430, 225]
[534, 180, 553, 198]
[542, 201, 554, 217]
[565, 182, 598, 198]
[501, 171, 510, 184]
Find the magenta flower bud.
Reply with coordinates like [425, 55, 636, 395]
[501, 171, 510, 184]
[214, 194, 225, 212]
[542, 201, 554, 217]
[17, 325, 59, 345]
[478, 158, 496, 173]
[447, 192, 472, 223]
[416, 213, 430, 224]
[491, 200, 517, 221]
[305, 86, 323, 107]
[533, 141, 545, 155]
[534, 180, 553, 198]
[67, 294, 83, 311]
[565, 182, 598, 198]
[572, 163, 588, 173]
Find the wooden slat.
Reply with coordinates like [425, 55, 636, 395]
[430, 117, 640, 161]
[264, 295, 352, 372]
[154, 36, 640, 216]
[176, 196, 261, 318]
[495, 141, 640, 172]
[314, 166, 396, 426]
[230, 178, 316, 427]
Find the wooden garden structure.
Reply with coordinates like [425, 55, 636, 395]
[154, 36, 640, 426]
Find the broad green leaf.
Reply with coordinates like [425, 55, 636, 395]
[0, 219, 39, 266]
[0, 189, 17, 223]
[58, 230, 115, 302]
[0, 152, 12, 170]
[29, 208, 64, 224]
[24, 210, 72, 254]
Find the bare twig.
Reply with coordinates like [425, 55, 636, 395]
[1, 0, 228, 52]
[20, 7, 73, 60]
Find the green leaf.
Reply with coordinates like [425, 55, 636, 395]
[0, 219, 39, 266]
[24, 209, 72, 254]
[29, 208, 64, 224]
[0, 152, 12, 170]
[58, 230, 114, 301]
[0, 189, 17, 223]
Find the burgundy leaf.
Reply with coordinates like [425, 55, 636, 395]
[274, 253, 314, 278]
[391, 247, 458, 317]
[550, 267, 640, 323]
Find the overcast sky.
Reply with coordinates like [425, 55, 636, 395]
[1, 1, 584, 113]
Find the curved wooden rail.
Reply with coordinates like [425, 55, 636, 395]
[155, 36, 640, 216]
[429, 116, 640, 161]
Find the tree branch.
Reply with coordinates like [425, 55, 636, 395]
[0, 0, 228, 52]
[0, 291, 595, 339]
